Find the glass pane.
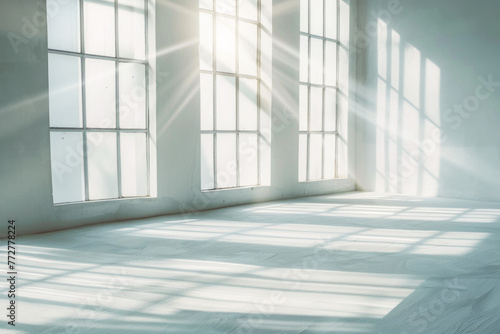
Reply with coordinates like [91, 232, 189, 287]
[325, 0, 338, 39]
[84, 0, 115, 57]
[50, 131, 85, 203]
[200, 73, 214, 130]
[118, 0, 146, 60]
[239, 133, 258, 186]
[259, 135, 270, 185]
[239, 0, 257, 21]
[87, 132, 118, 200]
[216, 0, 236, 15]
[200, 0, 213, 10]
[310, 37, 323, 85]
[85, 58, 116, 128]
[339, 0, 350, 45]
[260, 84, 272, 137]
[48, 54, 82, 128]
[239, 21, 257, 76]
[201, 134, 215, 189]
[298, 133, 307, 182]
[299, 85, 308, 132]
[339, 45, 349, 93]
[325, 41, 337, 86]
[199, 12, 214, 71]
[324, 88, 337, 131]
[238, 78, 258, 131]
[120, 132, 148, 197]
[47, 0, 80, 52]
[216, 16, 236, 73]
[309, 133, 322, 180]
[216, 75, 236, 130]
[300, 35, 309, 83]
[324, 134, 336, 179]
[119, 62, 146, 129]
[310, 86, 323, 131]
[300, 0, 308, 33]
[261, 0, 272, 32]
[216, 133, 237, 188]
[310, 0, 323, 36]
[261, 29, 272, 86]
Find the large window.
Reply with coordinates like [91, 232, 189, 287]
[47, 0, 151, 203]
[199, 0, 272, 190]
[299, 0, 347, 181]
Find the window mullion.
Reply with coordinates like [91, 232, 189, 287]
[115, 0, 123, 199]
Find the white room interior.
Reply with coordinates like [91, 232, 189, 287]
[1, 0, 500, 333]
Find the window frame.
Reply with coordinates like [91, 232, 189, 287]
[299, 0, 341, 182]
[199, 0, 271, 190]
[48, 0, 153, 204]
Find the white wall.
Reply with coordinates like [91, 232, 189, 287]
[355, 0, 500, 201]
[0, 0, 357, 236]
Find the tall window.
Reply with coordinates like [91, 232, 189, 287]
[199, 0, 272, 190]
[299, 0, 342, 181]
[47, 0, 151, 203]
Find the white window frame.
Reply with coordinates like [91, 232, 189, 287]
[199, 0, 271, 190]
[299, 0, 341, 182]
[48, 0, 155, 203]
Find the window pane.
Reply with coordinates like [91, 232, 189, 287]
[339, 45, 349, 93]
[84, 0, 115, 57]
[310, 38, 323, 85]
[239, 133, 258, 186]
[239, 0, 257, 21]
[261, 29, 272, 86]
[324, 134, 336, 179]
[239, 21, 257, 76]
[200, 73, 214, 130]
[118, 0, 146, 60]
[309, 133, 322, 180]
[201, 134, 215, 189]
[261, 0, 272, 32]
[216, 16, 236, 73]
[299, 85, 308, 132]
[324, 88, 337, 131]
[238, 78, 258, 131]
[48, 54, 82, 128]
[299, 133, 307, 182]
[119, 63, 146, 129]
[339, 0, 350, 45]
[216, 0, 236, 15]
[85, 58, 116, 128]
[259, 135, 271, 185]
[300, 35, 309, 82]
[87, 132, 118, 200]
[260, 84, 272, 135]
[310, 0, 323, 36]
[47, 0, 80, 52]
[310, 86, 323, 131]
[325, 41, 337, 86]
[120, 132, 148, 197]
[300, 0, 308, 33]
[325, 0, 338, 39]
[200, 0, 213, 10]
[216, 133, 237, 188]
[50, 131, 85, 203]
[119, 62, 146, 129]
[199, 12, 214, 71]
[216, 75, 236, 130]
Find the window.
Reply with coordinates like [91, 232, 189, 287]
[299, 0, 346, 181]
[47, 0, 151, 203]
[199, 0, 272, 190]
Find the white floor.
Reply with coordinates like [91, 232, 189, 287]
[3, 192, 500, 333]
